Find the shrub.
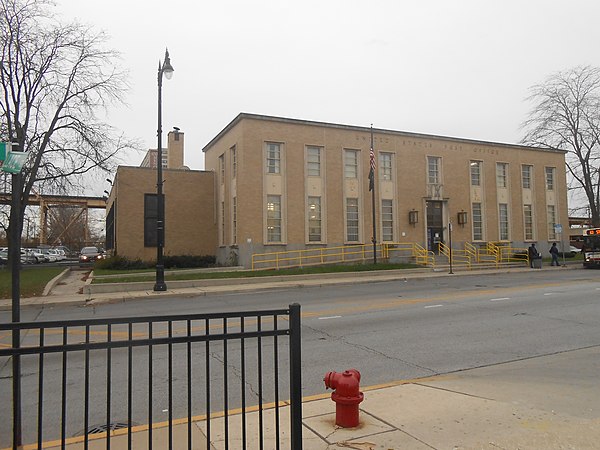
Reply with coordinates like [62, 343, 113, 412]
[95, 255, 150, 270]
[163, 255, 216, 269]
[96, 254, 217, 270]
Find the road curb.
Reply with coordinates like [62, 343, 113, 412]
[42, 267, 70, 297]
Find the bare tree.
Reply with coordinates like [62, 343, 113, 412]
[0, 0, 136, 238]
[521, 65, 600, 227]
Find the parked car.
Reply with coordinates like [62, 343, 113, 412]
[79, 246, 105, 267]
[54, 245, 73, 258]
[54, 249, 67, 261]
[48, 249, 62, 261]
[30, 249, 49, 263]
[20, 249, 38, 264]
[37, 248, 57, 262]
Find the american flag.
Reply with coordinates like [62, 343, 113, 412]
[368, 144, 375, 191]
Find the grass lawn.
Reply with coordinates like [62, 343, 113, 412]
[0, 266, 65, 299]
[93, 262, 420, 284]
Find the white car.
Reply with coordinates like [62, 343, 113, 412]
[30, 249, 49, 263]
[47, 249, 61, 262]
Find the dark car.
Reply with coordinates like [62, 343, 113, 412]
[79, 246, 105, 267]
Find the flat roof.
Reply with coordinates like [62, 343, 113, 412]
[203, 112, 564, 154]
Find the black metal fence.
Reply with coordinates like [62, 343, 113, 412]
[0, 303, 302, 449]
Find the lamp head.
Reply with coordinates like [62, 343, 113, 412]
[162, 48, 174, 79]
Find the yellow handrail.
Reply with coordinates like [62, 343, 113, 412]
[251, 243, 385, 270]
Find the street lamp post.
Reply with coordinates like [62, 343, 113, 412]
[154, 48, 174, 292]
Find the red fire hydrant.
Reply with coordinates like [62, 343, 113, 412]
[323, 369, 364, 428]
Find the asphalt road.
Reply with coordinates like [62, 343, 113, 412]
[1, 268, 599, 445]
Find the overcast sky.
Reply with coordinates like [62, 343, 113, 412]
[56, 0, 600, 174]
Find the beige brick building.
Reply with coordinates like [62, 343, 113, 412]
[204, 114, 569, 268]
[106, 130, 217, 261]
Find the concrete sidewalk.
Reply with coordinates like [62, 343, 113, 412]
[51, 346, 600, 449]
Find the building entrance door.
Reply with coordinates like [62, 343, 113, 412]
[426, 200, 444, 254]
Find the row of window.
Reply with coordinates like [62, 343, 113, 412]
[218, 146, 237, 183]
[143, 194, 559, 248]
[264, 144, 557, 191]
[260, 197, 559, 244]
[472, 202, 558, 242]
[472, 161, 556, 191]
[218, 144, 557, 194]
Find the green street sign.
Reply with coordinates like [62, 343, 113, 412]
[2, 151, 27, 173]
[0, 141, 10, 163]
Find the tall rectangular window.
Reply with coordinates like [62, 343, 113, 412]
[231, 146, 237, 178]
[379, 153, 392, 181]
[381, 199, 393, 241]
[232, 197, 237, 245]
[144, 194, 162, 247]
[499, 203, 509, 240]
[346, 198, 359, 242]
[219, 154, 225, 183]
[267, 195, 282, 242]
[545, 167, 555, 190]
[522, 165, 532, 189]
[547, 205, 557, 240]
[427, 156, 441, 184]
[472, 202, 483, 241]
[470, 161, 481, 186]
[307, 146, 321, 177]
[266, 142, 281, 174]
[308, 196, 321, 242]
[221, 201, 225, 244]
[344, 150, 358, 178]
[496, 163, 508, 188]
[524, 204, 533, 240]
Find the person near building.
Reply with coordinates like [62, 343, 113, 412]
[550, 242, 560, 266]
[528, 243, 540, 268]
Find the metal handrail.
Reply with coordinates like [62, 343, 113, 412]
[251, 243, 384, 270]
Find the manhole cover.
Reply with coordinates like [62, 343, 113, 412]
[74, 421, 136, 436]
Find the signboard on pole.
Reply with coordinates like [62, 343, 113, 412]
[2, 151, 27, 173]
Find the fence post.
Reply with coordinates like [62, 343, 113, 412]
[289, 303, 303, 450]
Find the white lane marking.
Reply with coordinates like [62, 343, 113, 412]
[318, 315, 342, 320]
[424, 304, 443, 309]
[544, 293, 556, 296]
[490, 297, 510, 301]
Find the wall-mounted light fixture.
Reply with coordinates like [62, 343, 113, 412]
[457, 210, 468, 225]
[408, 209, 419, 225]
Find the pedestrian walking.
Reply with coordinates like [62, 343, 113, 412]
[550, 242, 560, 266]
[528, 243, 540, 268]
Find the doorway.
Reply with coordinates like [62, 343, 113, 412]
[426, 200, 444, 254]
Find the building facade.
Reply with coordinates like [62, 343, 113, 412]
[105, 131, 216, 261]
[203, 114, 569, 267]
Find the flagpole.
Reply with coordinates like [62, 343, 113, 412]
[370, 124, 377, 264]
